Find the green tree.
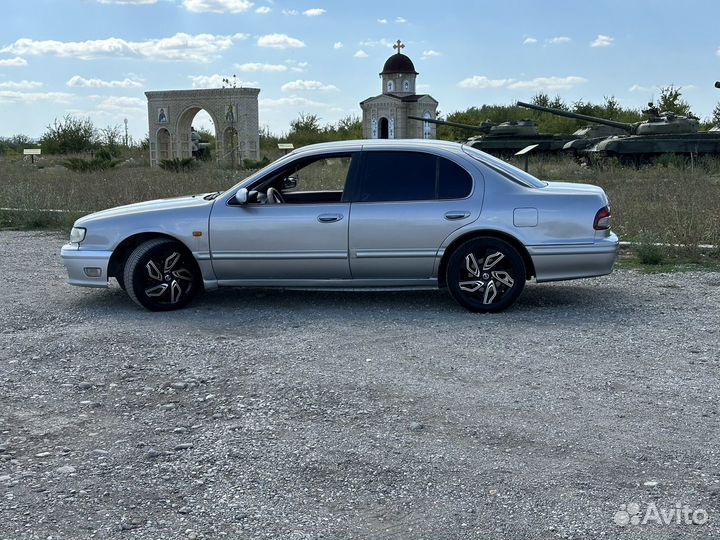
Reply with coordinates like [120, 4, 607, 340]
[711, 102, 720, 126]
[41, 115, 97, 155]
[657, 85, 693, 117]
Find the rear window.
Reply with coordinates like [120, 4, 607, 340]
[359, 151, 473, 202]
[461, 145, 546, 188]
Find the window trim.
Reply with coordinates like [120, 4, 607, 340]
[353, 150, 474, 204]
[226, 151, 360, 207]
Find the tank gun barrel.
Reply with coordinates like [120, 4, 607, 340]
[407, 116, 491, 133]
[516, 101, 634, 133]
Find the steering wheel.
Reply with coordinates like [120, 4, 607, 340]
[266, 187, 285, 204]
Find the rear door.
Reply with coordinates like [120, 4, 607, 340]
[348, 150, 479, 279]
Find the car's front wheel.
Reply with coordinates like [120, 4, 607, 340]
[446, 237, 526, 313]
[123, 239, 201, 311]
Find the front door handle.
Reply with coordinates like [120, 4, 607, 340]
[444, 211, 470, 220]
[318, 213, 344, 223]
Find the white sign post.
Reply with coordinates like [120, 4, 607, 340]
[23, 148, 41, 163]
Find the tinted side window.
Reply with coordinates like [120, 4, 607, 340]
[360, 152, 436, 202]
[359, 151, 472, 202]
[439, 157, 473, 199]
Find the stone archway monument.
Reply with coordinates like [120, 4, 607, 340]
[145, 88, 260, 167]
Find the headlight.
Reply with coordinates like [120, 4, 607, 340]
[70, 227, 86, 243]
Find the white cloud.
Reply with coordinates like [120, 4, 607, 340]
[377, 18, 387, 24]
[459, 75, 588, 91]
[0, 90, 73, 104]
[717, 47, 720, 57]
[458, 75, 511, 89]
[235, 62, 288, 72]
[281, 80, 338, 92]
[189, 74, 257, 88]
[290, 61, 309, 72]
[281, 9, 298, 15]
[303, 8, 325, 16]
[255, 5, 270, 13]
[66, 75, 143, 88]
[629, 84, 652, 93]
[257, 33, 305, 49]
[359, 38, 395, 48]
[259, 96, 326, 108]
[421, 49, 441, 60]
[0, 33, 249, 63]
[0, 80, 43, 90]
[523, 37, 538, 45]
[507, 76, 587, 90]
[96, 0, 157, 3]
[91, 95, 146, 111]
[182, 0, 254, 13]
[333, 42, 344, 49]
[0, 57, 28, 67]
[548, 36, 571, 45]
[591, 34, 614, 48]
[395, 16, 407, 23]
[353, 49, 368, 58]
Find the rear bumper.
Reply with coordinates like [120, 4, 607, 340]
[61, 244, 112, 288]
[528, 234, 619, 282]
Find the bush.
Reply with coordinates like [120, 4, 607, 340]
[62, 149, 120, 172]
[159, 158, 199, 173]
[242, 156, 271, 170]
[41, 115, 97, 155]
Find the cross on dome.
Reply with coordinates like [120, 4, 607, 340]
[393, 40, 405, 54]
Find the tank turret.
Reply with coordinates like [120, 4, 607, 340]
[407, 115, 571, 155]
[517, 101, 699, 135]
[517, 100, 720, 164]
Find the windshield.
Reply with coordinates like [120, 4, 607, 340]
[461, 145, 546, 189]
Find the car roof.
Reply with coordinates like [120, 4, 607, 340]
[290, 138, 466, 157]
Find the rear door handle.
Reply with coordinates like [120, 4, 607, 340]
[444, 211, 470, 220]
[318, 213, 344, 223]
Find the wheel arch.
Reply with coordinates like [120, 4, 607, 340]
[107, 232, 197, 282]
[437, 229, 536, 288]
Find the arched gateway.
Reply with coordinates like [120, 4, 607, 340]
[145, 88, 260, 167]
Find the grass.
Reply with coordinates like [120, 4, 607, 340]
[1, 151, 719, 268]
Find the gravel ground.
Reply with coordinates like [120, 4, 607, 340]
[1, 230, 719, 540]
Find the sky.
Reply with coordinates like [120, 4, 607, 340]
[1, 0, 719, 142]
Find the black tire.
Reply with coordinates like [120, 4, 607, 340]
[123, 239, 201, 311]
[446, 237, 526, 313]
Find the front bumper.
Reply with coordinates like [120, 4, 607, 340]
[61, 244, 112, 288]
[528, 233, 619, 282]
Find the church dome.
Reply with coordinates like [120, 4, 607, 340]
[380, 53, 418, 75]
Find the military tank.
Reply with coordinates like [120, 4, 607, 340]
[517, 100, 720, 164]
[408, 115, 575, 156]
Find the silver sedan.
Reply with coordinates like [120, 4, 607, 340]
[61, 139, 619, 312]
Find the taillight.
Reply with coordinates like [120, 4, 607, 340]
[594, 206, 611, 230]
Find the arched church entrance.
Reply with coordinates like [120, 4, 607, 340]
[177, 106, 218, 160]
[379, 117, 389, 139]
[145, 88, 260, 167]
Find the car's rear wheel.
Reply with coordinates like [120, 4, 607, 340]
[447, 237, 526, 313]
[123, 239, 201, 311]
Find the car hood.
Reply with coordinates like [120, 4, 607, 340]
[76, 194, 215, 224]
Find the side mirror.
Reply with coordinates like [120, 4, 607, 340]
[235, 188, 248, 204]
[283, 176, 298, 190]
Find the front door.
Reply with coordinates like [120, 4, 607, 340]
[209, 153, 356, 282]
